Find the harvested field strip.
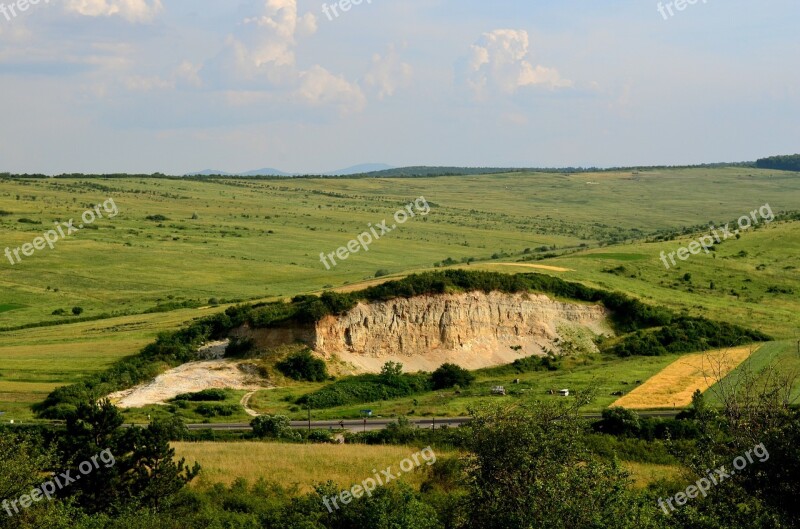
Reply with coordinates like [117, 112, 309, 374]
[611, 346, 757, 409]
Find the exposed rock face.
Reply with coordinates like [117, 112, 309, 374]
[313, 292, 610, 372]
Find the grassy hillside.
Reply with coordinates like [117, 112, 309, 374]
[1, 168, 798, 328]
[1, 168, 798, 419]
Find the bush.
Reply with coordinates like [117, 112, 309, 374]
[298, 371, 432, 409]
[196, 404, 237, 417]
[304, 429, 334, 443]
[173, 389, 227, 402]
[251, 415, 298, 440]
[72, 307, 84, 316]
[276, 350, 328, 382]
[593, 407, 641, 436]
[430, 363, 475, 389]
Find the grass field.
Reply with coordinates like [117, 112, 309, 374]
[0, 307, 217, 419]
[705, 340, 800, 405]
[612, 346, 756, 409]
[172, 442, 447, 492]
[171, 441, 678, 492]
[245, 353, 687, 419]
[1, 168, 798, 418]
[2, 168, 799, 329]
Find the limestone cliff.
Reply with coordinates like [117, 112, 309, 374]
[312, 291, 610, 373]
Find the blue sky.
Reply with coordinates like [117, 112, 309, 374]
[0, 0, 797, 174]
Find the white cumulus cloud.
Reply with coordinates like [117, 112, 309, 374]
[467, 29, 571, 98]
[207, 0, 365, 113]
[64, 0, 164, 22]
[364, 45, 412, 100]
[296, 65, 366, 113]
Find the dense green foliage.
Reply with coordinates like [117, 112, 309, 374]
[173, 389, 227, 402]
[0, 401, 199, 528]
[297, 369, 432, 409]
[610, 317, 771, 357]
[592, 407, 701, 441]
[276, 350, 329, 382]
[250, 415, 300, 441]
[756, 154, 800, 172]
[7, 376, 800, 529]
[430, 364, 475, 390]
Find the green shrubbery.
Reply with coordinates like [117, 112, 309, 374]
[297, 362, 431, 409]
[173, 389, 227, 402]
[276, 350, 329, 382]
[196, 404, 238, 417]
[610, 317, 771, 357]
[250, 414, 300, 441]
[430, 363, 475, 390]
[297, 372, 431, 409]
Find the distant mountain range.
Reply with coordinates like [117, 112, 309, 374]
[185, 160, 766, 179]
[187, 163, 394, 177]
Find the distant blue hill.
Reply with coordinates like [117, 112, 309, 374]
[241, 167, 294, 177]
[186, 163, 394, 177]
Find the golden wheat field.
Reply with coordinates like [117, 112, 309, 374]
[173, 442, 454, 492]
[611, 346, 757, 409]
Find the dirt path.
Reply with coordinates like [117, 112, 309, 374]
[483, 262, 574, 272]
[240, 391, 259, 417]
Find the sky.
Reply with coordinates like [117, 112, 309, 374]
[0, 0, 798, 174]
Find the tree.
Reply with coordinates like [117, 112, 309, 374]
[57, 399, 199, 514]
[462, 397, 649, 529]
[430, 363, 475, 390]
[276, 350, 328, 382]
[251, 415, 298, 440]
[0, 431, 82, 528]
[595, 406, 641, 436]
[380, 361, 404, 386]
[72, 306, 84, 316]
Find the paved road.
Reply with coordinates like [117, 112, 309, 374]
[185, 411, 680, 432]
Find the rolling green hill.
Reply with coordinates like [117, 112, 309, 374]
[1, 167, 798, 420]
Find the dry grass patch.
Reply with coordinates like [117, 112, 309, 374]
[621, 461, 682, 488]
[173, 442, 451, 493]
[612, 346, 757, 409]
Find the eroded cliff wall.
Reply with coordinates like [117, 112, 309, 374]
[313, 291, 610, 372]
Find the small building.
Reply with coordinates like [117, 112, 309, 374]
[558, 389, 570, 397]
[491, 386, 506, 396]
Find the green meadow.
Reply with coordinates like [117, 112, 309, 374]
[0, 167, 798, 419]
